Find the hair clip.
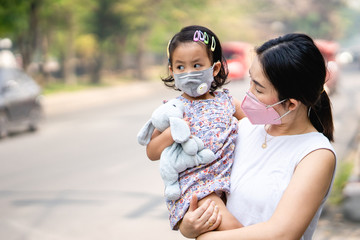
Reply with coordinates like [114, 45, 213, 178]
[203, 32, 209, 44]
[166, 39, 171, 59]
[193, 30, 201, 41]
[193, 30, 216, 52]
[211, 36, 216, 52]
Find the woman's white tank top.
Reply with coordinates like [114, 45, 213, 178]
[227, 118, 336, 240]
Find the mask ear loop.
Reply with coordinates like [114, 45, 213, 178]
[265, 98, 287, 108]
[308, 105, 325, 133]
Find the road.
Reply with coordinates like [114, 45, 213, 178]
[0, 66, 359, 240]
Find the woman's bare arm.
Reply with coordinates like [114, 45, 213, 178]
[189, 149, 335, 240]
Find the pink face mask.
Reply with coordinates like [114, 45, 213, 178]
[241, 91, 291, 125]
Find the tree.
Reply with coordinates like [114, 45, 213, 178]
[0, 0, 41, 70]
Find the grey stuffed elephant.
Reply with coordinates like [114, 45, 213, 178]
[137, 99, 216, 200]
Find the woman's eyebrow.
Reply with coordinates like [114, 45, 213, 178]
[253, 79, 265, 89]
[249, 70, 265, 88]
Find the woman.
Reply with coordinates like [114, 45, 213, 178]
[179, 33, 336, 240]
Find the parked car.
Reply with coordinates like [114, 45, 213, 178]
[0, 67, 43, 138]
[314, 39, 340, 95]
[222, 41, 253, 80]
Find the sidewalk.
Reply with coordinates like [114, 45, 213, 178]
[42, 81, 163, 117]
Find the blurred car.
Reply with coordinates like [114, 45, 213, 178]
[223, 41, 253, 80]
[0, 67, 43, 138]
[314, 39, 340, 95]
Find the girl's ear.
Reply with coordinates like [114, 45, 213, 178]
[213, 61, 221, 77]
[169, 65, 174, 77]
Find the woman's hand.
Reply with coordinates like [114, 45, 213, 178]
[179, 194, 222, 238]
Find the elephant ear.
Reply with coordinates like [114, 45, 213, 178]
[137, 119, 155, 145]
[169, 117, 190, 143]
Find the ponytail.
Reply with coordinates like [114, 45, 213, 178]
[309, 90, 334, 142]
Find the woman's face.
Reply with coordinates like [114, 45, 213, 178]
[248, 56, 281, 106]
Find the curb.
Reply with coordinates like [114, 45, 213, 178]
[42, 81, 162, 117]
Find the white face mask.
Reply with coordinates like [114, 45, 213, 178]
[173, 65, 214, 97]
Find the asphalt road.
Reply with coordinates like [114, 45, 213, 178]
[0, 65, 359, 240]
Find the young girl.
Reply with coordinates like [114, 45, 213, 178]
[146, 25, 244, 232]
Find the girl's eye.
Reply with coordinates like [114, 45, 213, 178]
[177, 65, 184, 70]
[194, 64, 201, 68]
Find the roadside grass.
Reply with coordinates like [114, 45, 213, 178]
[42, 82, 106, 95]
[329, 153, 355, 205]
[41, 67, 163, 95]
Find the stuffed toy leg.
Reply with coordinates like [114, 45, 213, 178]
[160, 136, 216, 201]
[160, 143, 183, 200]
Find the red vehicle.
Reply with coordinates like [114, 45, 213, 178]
[222, 41, 253, 80]
[314, 39, 340, 95]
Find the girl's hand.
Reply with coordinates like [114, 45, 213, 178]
[179, 194, 222, 238]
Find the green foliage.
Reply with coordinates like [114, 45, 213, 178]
[42, 81, 107, 95]
[329, 160, 354, 205]
[0, 0, 31, 37]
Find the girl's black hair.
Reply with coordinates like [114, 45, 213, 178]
[256, 33, 334, 142]
[162, 25, 228, 92]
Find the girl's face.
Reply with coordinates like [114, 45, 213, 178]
[170, 42, 213, 75]
[248, 56, 284, 109]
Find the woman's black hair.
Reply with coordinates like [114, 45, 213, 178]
[162, 25, 228, 92]
[256, 33, 334, 141]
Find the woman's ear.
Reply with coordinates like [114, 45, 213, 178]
[287, 98, 300, 111]
[213, 61, 221, 77]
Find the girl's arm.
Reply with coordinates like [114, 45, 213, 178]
[233, 98, 246, 120]
[184, 149, 336, 240]
[146, 128, 174, 160]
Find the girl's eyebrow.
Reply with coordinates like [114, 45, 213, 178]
[174, 60, 185, 64]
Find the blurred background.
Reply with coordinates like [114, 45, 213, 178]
[0, 0, 359, 84]
[1, 0, 360, 239]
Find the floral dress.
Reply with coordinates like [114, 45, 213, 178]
[167, 89, 238, 229]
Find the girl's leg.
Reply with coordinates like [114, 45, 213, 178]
[198, 192, 243, 230]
